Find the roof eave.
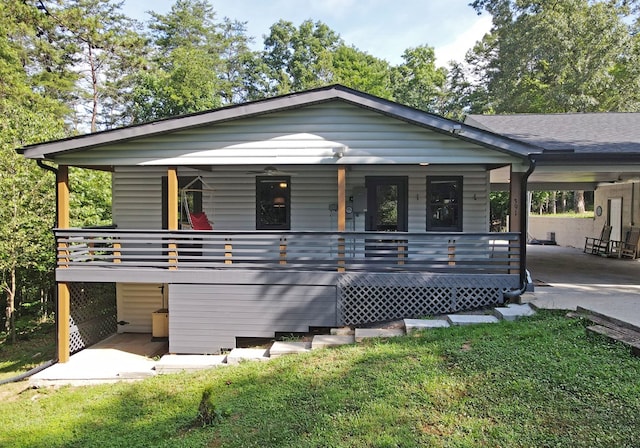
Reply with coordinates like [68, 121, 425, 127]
[18, 84, 536, 161]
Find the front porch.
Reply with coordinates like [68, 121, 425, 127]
[56, 229, 521, 355]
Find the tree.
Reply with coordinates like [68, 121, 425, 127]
[130, 0, 253, 122]
[467, 0, 640, 113]
[261, 19, 343, 94]
[391, 45, 448, 113]
[329, 45, 393, 99]
[0, 0, 71, 341]
[48, 0, 147, 132]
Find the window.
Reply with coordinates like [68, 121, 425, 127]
[161, 176, 202, 229]
[426, 177, 462, 231]
[256, 176, 290, 230]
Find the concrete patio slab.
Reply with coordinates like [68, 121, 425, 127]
[29, 333, 166, 387]
[354, 328, 405, 342]
[404, 318, 450, 331]
[524, 244, 640, 332]
[447, 314, 500, 326]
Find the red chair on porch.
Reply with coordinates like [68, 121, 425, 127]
[188, 212, 213, 230]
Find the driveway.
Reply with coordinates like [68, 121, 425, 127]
[524, 244, 640, 330]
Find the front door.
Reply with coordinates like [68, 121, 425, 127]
[365, 177, 408, 232]
[608, 198, 623, 241]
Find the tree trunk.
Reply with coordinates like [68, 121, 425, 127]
[89, 44, 99, 133]
[574, 190, 585, 213]
[4, 269, 16, 343]
[551, 191, 557, 214]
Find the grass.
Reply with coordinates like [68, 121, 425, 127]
[1, 311, 640, 447]
[0, 320, 55, 381]
[530, 211, 595, 218]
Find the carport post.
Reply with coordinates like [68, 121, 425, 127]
[509, 159, 536, 287]
[56, 165, 71, 363]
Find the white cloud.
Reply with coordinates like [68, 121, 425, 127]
[434, 15, 492, 66]
[121, 0, 491, 67]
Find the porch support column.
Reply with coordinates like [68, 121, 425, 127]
[167, 167, 179, 230]
[338, 166, 346, 231]
[56, 165, 70, 363]
[337, 166, 346, 272]
[509, 169, 524, 234]
[167, 167, 179, 269]
[509, 160, 536, 287]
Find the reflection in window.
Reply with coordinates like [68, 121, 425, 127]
[256, 177, 290, 229]
[375, 184, 399, 231]
[427, 177, 462, 231]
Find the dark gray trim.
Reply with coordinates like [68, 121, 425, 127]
[534, 153, 640, 163]
[19, 85, 536, 160]
[492, 182, 599, 191]
[56, 268, 340, 285]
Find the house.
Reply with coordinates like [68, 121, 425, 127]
[466, 113, 640, 246]
[19, 85, 546, 361]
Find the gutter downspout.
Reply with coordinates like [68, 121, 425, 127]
[34, 160, 60, 371]
[503, 155, 536, 301]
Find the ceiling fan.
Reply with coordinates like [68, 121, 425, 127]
[245, 166, 296, 176]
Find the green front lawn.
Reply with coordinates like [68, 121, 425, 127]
[1, 311, 639, 447]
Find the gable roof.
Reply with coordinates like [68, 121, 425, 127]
[465, 112, 640, 154]
[19, 85, 536, 161]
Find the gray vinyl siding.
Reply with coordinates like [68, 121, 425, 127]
[112, 165, 490, 232]
[54, 102, 521, 167]
[116, 283, 164, 333]
[113, 166, 165, 229]
[169, 283, 337, 354]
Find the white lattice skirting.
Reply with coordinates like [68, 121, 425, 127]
[69, 283, 117, 354]
[337, 272, 518, 326]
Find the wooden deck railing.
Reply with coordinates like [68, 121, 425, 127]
[53, 229, 521, 274]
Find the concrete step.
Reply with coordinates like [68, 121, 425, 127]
[447, 314, 500, 326]
[226, 348, 270, 365]
[311, 334, 355, 349]
[155, 354, 227, 374]
[354, 328, 405, 342]
[269, 341, 311, 358]
[331, 327, 355, 336]
[493, 304, 536, 321]
[404, 318, 450, 332]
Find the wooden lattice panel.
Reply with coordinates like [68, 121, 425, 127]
[337, 273, 516, 326]
[69, 283, 117, 354]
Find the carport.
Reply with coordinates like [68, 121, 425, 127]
[525, 244, 640, 330]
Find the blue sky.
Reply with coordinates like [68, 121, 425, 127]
[121, 0, 492, 66]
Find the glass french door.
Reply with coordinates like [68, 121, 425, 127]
[365, 177, 408, 232]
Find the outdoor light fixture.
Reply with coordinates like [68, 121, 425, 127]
[333, 145, 347, 158]
[451, 124, 462, 134]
